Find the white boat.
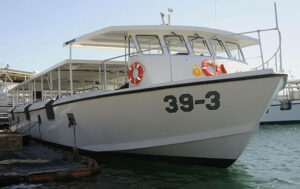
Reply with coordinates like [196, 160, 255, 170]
[261, 79, 300, 124]
[8, 25, 286, 167]
[0, 67, 31, 128]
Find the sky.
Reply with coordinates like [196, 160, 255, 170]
[0, 0, 300, 77]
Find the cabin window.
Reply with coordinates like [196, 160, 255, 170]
[226, 42, 244, 61]
[188, 36, 211, 56]
[136, 35, 163, 55]
[211, 39, 229, 59]
[129, 36, 137, 56]
[164, 35, 189, 55]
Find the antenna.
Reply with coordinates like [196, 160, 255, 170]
[160, 12, 166, 25]
[274, 2, 283, 73]
[167, 8, 173, 25]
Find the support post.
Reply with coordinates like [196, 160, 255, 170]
[124, 35, 127, 84]
[23, 86, 25, 104]
[58, 67, 61, 98]
[33, 80, 36, 102]
[104, 62, 107, 90]
[16, 90, 19, 105]
[41, 76, 43, 101]
[69, 63, 73, 95]
[4, 69, 7, 93]
[69, 45, 72, 60]
[274, 2, 283, 73]
[29, 82, 31, 103]
[257, 30, 265, 69]
[50, 72, 53, 98]
[98, 64, 101, 89]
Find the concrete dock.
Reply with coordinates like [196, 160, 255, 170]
[0, 134, 101, 187]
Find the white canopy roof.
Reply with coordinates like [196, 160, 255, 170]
[64, 25, 259, 49]
[10, 59, 125, 91]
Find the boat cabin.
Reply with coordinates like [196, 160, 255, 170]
[9, 25, 258, 105]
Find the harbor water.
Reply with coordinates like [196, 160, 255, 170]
[7, 124, 300, 189]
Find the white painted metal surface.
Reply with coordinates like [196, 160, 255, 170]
[11, 70, 285, 162]
[261, 100, 300, 124]
[8, 25, 287, 167]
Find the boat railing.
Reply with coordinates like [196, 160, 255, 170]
[229, 3, 283, 73]
[273, 86, 300, 101]
[255, 3, 282, 73]
[251, 34, 281, 72]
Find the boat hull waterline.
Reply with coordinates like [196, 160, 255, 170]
[12, 72, 286, 167]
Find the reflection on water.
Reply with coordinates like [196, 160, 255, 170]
[9, 124, 300, 189]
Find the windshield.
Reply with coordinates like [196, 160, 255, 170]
[164, 35, 189, 55]
[188, 36, 211, 56]
[226, 42, 244, 61]
[211, 39, 229, 59]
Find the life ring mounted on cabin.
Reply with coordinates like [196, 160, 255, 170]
[128, 61, 145, 85]
[201, 60, 227, 76]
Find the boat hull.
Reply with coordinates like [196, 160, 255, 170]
[12, 71, 286, 167]
[261, 100, 300, 124]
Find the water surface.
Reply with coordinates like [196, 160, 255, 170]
[7, 124, 300, 189]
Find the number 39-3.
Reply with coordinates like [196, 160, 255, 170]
[163, 91, 220, 113]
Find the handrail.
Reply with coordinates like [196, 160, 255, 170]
[251, 46, 280, 70]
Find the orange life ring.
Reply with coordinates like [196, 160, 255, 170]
[201, 60, 227, 76]
[128, 61, 145, 84]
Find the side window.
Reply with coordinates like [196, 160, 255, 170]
[211, 39, 229, 59]
[164, 35, 188, 55]
[226, 42, 244, 61]
[136, 35, 163, 55]
[188, 36, 211, 56]
[129, 36, 137, 56]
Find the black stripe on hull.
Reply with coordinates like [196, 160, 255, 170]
[260, 120, 300, 125]
[30, 137, 236, 168]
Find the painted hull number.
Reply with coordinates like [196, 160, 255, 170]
[163, 91, 220, 113]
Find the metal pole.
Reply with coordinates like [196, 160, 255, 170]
[274, 2, 279, 29]
[12, 92, 15, 107]
[257, 30, 265, 69]
[98, 64, 101, 89]
[29, 82, 31, 103]
[278, 31, 283, 72]
[33, 80, 36, 102]
[69, 45, 72, 60]
[23, 86, 25, 104]
[50, 72, 53, 98]
[69, 63, 73, 95]
[41, 76, 43, 101]
[124, 35, 127, 84]
[58, 67, 61, 97]
[274, 3, 283, 73]
[4, 69, 7, 93]
[16, 90, 19, 105]
[104, 62, 107, 90]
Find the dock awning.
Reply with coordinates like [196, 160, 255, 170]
[0, 69, 31, 83]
